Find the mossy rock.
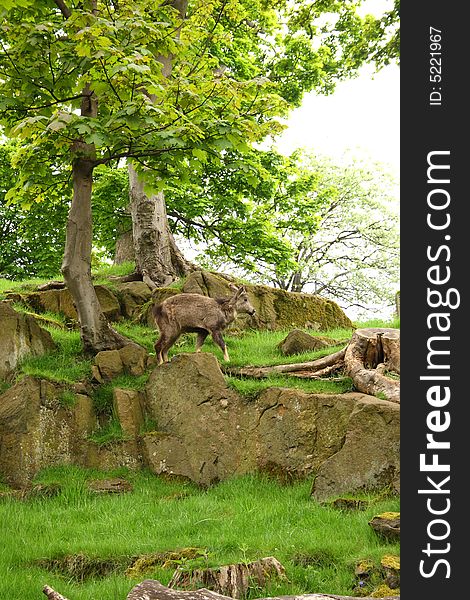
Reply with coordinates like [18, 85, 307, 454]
[371, 584, 399, 598]
[126, 547, 207, 578]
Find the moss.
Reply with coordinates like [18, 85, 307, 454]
[272, 289, 353, 331]
[35, 553, 132, 582]
[125, 547, 208, 578]
[376, 511, 400, 520]
[371, 583, 399, 597]
[381, 554, 400, 571]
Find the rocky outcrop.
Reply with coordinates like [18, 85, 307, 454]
[93, 344, 149, 381]
[144, 353, 399, 496]
[0, 302, 56, 380]
[6, 285, 121, 322]
[310, 396, 400, 501]
[180, 271, 353, 331]
[0, 353, 399, 498]
[4, 271, 353, 332]
[0, 377, 96, 487]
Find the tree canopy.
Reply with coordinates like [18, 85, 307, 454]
[0, 0, 400, 349]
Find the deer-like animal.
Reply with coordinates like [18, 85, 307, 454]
[153, 285, 256, 364]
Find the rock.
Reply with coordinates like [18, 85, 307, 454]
[94, 350, 124, 380]
[180, 271, 353, 331]
[310, 396, 400, 501]
[94, 344, 148, 380]
[168, 557, 286, 599]
[5, 285, 121, 321]
[277, 329, 340, 356]
[144, 353, 400, 494]
[116, 282, 153, 319]
[87, 477, 133, 494]
[126, 580, 400, 600]
[119, 343, 148, 377]
[381, 555, 400, 589]
[0, 377, 96, 487]
[85, 439, 141, 471]
[369, 513, 400, 541]
[0, 302, 56, 380]
[113, 388, 145, 437]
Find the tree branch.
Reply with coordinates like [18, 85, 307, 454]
[53, 0, 72, 19]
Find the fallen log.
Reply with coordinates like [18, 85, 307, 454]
[126, 580, 399, 600]
[43, 585, 70, 600]
[223, 348, 347, 379]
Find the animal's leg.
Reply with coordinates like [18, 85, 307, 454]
[154, 335, 166, 365]
[196, 330, 209, 352]
[211, 330, 229, 361]
[161, 334, 180, 363]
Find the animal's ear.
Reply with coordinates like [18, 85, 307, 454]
[229, 283, 238, 292]
[236, 285, 246, 296]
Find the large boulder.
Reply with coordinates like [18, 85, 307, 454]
[181, 271, 353, 331]
[310, 396, 400, 501]
[0, 377, 96, 487]
[0, 302, 56, 380]
[143, 353, 400, 494]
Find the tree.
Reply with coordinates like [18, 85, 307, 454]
[0, 142, 68, 278]
[187, 151, 399, 315]
[0, 0, 399, 351]
[122, 0, 400, 286]
[270, 155, 400, 315]
[0, 0, 286, 352]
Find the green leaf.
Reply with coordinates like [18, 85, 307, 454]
[192, 149, 207, 162]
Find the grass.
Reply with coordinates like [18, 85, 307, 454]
[18, 327, 92, 384]
[0, 466, 399, 600]
[87, 419, 131, 446]
[227, 375, 354, 397]
[0, 276, 60, 298]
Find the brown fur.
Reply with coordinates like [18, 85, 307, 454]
[153, 285, 255, 364]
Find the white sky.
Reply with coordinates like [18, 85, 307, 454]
[276, 62, 400, 181]
[276, 0, 399, 184]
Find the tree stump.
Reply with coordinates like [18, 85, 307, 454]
[169, 557, 286, 599]
[344, 328, 400, 403]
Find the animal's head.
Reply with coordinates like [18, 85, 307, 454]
[229, 284, 256, 316]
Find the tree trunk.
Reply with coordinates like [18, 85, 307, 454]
[61, 89, 128, 354]
[225, 328, 400, 403]
[114, 229, 135, 264]
[128, 165, 195, 288]
[344, 328, 400, 403]
[127, 0, 193, 289]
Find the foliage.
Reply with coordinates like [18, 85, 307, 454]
[0, 1, 399, 285]
[193, 152, 399, 314]
[0, 142, 67, 278]
[0, 465, 399, 600]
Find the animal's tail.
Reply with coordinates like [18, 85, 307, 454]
[152, 302, 167, 328]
